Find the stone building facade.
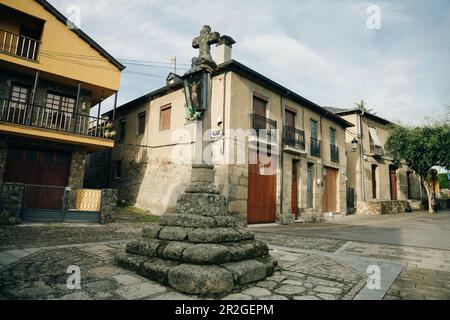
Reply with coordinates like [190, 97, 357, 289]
[100, 41, 353, 224]
[325, 108, 424, 214]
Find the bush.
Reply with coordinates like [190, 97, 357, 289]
[438, 173, 449, 189]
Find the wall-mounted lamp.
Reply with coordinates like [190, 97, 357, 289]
[351, 138, 359, 151]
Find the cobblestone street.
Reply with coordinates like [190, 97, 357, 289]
[0, 211, 449, 300]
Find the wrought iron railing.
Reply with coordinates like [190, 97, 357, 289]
[0, 29, 40, 61]
[283, 126, 305, 150]
[330, 144, 339, 163]
[310, 137, 321, 157]
[250, 113, 277, 142]
[370, 143, 384, 156]
[0, 98, 110, 138]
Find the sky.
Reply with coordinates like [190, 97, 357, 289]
[48, 0, 450, 124]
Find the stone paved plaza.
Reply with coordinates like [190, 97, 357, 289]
[0, 211, 450, 300]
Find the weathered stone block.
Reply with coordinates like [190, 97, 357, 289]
[158, 226, 191, 241]
[168, 264, 234, 296]
[126, 239, 163, 258]
[277, 213, 295, 225]
[161, 241, 193, 261]
[141, 258, 180, 285]
[214, 216, 238, 227]
[191, 167, 215, 183]
[177, 193, 227, 216]
[142, 225, 163, 239]
[185, 182, 219, 194]
[235, 228, 255, 240]
[114, 252, 146, 273]
[188, 227, 242, 243]
[160, 214, 217, 228]
[224, 240, 269, 262]
[221, 259, 268, 285]
[183, 244, 230, 264]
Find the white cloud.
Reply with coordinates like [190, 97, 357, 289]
[47, 0, 450, 124]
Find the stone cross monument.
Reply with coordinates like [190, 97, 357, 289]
[115, 26, 277, 297]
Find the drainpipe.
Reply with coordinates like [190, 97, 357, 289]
[222, 72, 230, 153]
[358, 111, 366, 201]
[280, 95, 285, 216]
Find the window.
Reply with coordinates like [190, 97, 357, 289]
[45, 92, 76, 114]
[310, 119, 318, 139]
[115, 161, 122, 178]
[330, 128, 336, 146]
[160, 105, 171, 131]
[118, 118, 127, 141]
[368, 126, 383, 154]
[252, 96, 267, 131]
[137, 111, 146, 135]
[10, 85, 29, 104]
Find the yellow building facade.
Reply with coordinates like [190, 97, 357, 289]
[0, 0, 123, 224]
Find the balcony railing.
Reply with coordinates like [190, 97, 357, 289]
[0, 29, 40, 61]
[0, 98, 110, 139]
[330, 144, 339, 163]
[310, 137, 321, 157]
[370, 143, 384, 157]
[250, 113, 277, 142]
[283, 126, 305, 150]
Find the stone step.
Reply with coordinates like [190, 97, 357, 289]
[115, 253, 276, 297]
[158, 214, 239, 229]
[125, 238, 268, 265]
[176, 193, 227, 216]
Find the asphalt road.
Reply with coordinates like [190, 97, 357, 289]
[251, 211, 450, 251]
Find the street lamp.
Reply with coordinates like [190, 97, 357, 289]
[351, 138, 359, 151]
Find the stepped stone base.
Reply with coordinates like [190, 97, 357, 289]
[115, 253, 276, 296]
[115, 164, 277, 297]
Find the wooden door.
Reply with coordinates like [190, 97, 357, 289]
[5, 147, 70, 209]
[307, 163, 314, 208]
[291, 160, 298, 217]
[247, 149, 277, 224]
[390, 170, 398, 200]
[371, 165, 377, 199]
[322, 167, 338, 212]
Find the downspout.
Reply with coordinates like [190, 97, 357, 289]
[358, 111, 366, 201]
[222, 71, 230, 153]
[280, 94, 285, 216]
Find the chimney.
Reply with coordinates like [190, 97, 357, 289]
[215, 35, 236, 65]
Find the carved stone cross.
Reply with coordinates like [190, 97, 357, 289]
[191, 25, 220, 71]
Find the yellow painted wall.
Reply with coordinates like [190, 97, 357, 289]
[0, 0, 121, 96]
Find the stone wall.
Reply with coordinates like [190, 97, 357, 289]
[68, 147, 87, 188]
[356, 200, 411, 215]
[100, 189, 118, 224]
[0, 182, 24, 225]
[0, 139, 7, 191]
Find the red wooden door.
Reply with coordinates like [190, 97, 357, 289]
[4, 147, 70, 209]
[390, 170, 398, 200]
[247, 150, 277, 224]
[291, 160, 298, 217]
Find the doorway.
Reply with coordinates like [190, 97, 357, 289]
[322, 167, 338, 212]
[247, 149, 277, 224]
[291, 160, 299, 218]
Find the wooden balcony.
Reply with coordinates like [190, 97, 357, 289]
[0, 98, 114, 150]
[0, 29, 40, 61]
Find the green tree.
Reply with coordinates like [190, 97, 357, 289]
[385, 119, 450, 213]
[438, 173, 449, 189]
[355, 100, 376, 114]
